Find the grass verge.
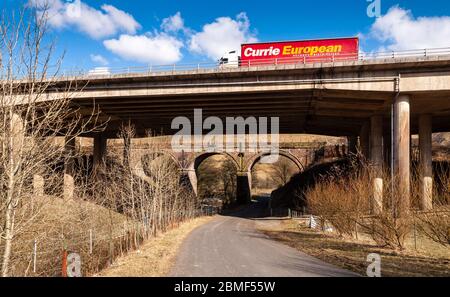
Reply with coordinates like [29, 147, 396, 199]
[257, 219, 450, 277]
[98, 216, 213, 276]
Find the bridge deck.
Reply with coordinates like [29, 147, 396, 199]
[22, 55, 450, 137]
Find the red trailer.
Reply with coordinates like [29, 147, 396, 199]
[239, 37, 359, 66]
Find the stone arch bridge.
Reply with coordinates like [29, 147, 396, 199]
[126, 141, 347, 203]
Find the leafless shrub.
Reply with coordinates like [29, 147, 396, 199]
[414, 206, 450, 247]
[306, 161, 370, 237]
[405, 161, 449, 247]
[305, 157, 422, 250]
[272, 157, 296, 187]
[413, 165, 450, 247]
[93, 126, 199, 236]
[220, 159, 237, 206]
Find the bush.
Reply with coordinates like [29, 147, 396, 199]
[305, 158, 423, 250]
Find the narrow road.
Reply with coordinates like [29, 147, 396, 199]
[170, 201, 358, 277]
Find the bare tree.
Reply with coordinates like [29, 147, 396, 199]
[0, 7, 100, 276]
[220, 159, 237, 205]
[272, 157, 295, 187]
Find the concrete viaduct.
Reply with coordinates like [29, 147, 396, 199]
[33, 54, 450, 215]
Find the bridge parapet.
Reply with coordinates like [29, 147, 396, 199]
[52, 47, 450, 79]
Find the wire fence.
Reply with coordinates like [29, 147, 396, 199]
[53, 46, 450, 79]
[268, 207, 308, 218]
[298, 209, 449, 250]
[2, 207, 216, 277]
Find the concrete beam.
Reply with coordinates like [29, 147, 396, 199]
[393, 95, 411, 217]
[64, 137, 76, 200]
[370, 115, 383, 214]
[419, 114, 433, 210]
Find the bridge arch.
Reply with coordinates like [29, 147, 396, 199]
[186, 152, 239, 198]
[187, 152, 239, 172]
[245, 150, 305, 173]
[246, 150, 305, 196]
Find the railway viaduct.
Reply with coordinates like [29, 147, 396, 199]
[123, 141, 344, 203]
[25, 53, 450, 215]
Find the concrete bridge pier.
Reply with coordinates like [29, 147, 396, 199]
[347, 136, 358, 155]
[9, 114, 46, 198]
[33, 174, 44, 197]
[93, 134, 107, 169]
[236, 171, 251, 204]
[393, 94, 411, 217]
[383, 127, 392, 169]
[359, 123, 370, 160]
[370, 115, 384, 214]
[419, 114, 433, 210]
[63, 137, 75, 200]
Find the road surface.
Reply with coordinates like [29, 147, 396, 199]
[170, 201, 358, 277]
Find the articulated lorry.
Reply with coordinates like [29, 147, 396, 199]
[219, 37, 359, 67]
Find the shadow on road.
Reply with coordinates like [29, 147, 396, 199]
[221, 196, 285, 220]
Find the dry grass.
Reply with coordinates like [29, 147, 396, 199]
[258, 219, 450, 277]
[98, 216, 213, 277]
[3, 196, 132, 276]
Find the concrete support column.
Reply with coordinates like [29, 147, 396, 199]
[93, 134, 107, 168]
[393, 95, 411, 217]
[383, 130, 392, 169]
[33, 174, 44, 197]
[64, 137, 76, 200]
[236, 171, 251, 204]
[10, 114, 45, 197]
[359, 122, 370, 160]
[11, 113, 24, 164]
[370, 115, 383, 214]
[419, 114, 433, 210]
[347, 136, 358, 155]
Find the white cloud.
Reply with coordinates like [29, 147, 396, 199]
[161, 12, 185, 33]
[103, 33, 183, 64]
[189, 12, 257, 60]
[370, 6, 450, 51]
[90, 54, 109, 66]
[29, 0, 141, 39]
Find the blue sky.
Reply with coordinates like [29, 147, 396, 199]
[3, 0, 450, 71]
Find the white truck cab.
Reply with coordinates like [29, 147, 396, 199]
[218, 50, 240, 68]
